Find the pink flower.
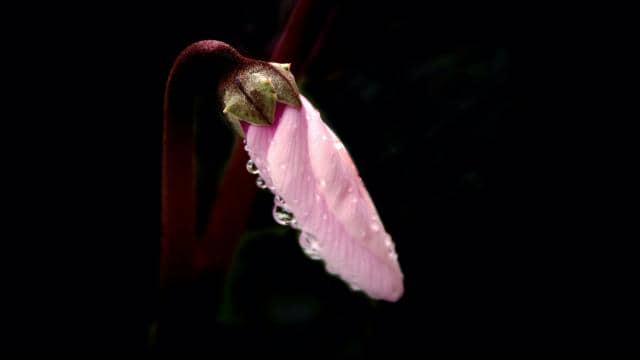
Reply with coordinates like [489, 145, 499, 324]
[242, 96, 404, 302]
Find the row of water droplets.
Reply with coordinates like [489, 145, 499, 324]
[248, 155, 394, 264]
[245, 159, 266, 188]
[245, 154, 323, 262]
[247, 158, 296, 226]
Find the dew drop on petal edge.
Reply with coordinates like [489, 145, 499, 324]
[246, 159, 259, 174]
[256, 176, 267, 189]
[273, 204, 295, 226]
[300, 232, 322, 260]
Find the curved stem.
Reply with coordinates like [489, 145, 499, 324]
[161, 41, 241, 285]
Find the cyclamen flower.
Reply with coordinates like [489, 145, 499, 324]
[240, 96, 403, 301]
[163, 40, 403, 301]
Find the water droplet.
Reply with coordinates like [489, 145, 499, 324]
[246, 160, 259, 174]
[384, 235, 394, 249]
[384, 236, 397, 260]
[300, 232, 322, 260]
[322, 135, 328, 141]
[320, 180, 327, 188]
[349, 284, 361, 291]
[370, 222, 380, 232]
[273, 205, 295, 226]
[242, 139, 247, 145]
[280, 164, 286, 170]
[256, 176, 267, 189]
[334, 142, 344, 151]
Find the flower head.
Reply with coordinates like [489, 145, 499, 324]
[203, 42, 404, 301]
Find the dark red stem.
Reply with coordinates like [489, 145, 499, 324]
[271, 0, 314, 63]
[161, 40, 242, 285]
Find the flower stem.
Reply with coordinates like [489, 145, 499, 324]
[161, 40, 239, 285]
[270, 0, 314, 63]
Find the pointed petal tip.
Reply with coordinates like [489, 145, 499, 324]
[384, 280, 404, 302]
[359, 263, 405, 302]
[274, 97, 302, 109]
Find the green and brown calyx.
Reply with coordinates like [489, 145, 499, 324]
[220, 61, 301, 137]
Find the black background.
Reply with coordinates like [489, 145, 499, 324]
[31, 0, 594, 357]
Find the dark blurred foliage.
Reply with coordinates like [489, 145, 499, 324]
[50, 0, 586, 357]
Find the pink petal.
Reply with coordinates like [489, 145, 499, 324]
[243, 96, 403, 301]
